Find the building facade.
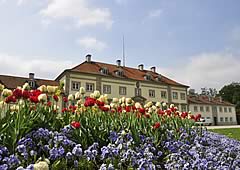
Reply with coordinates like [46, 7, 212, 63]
[55, 54, 189, 111]
[188, 95, 237, 125]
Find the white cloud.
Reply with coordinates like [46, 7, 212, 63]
[40, 0, 113, 29]
[76, 37, 107, 51]
[157, 52, 240, 92]
[148, 9, 162, 18]
[0, 54, 74, 79]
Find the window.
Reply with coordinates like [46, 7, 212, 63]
[145, 75, 151, 80]
[71, 81, 80, 91]
[119, 86, 127, 95]
[200, 106, 204, 112]
[225, 117, 228, 122]
[219, 107, 223, 112]
[115, 70, 124, 77]
[135, 88, 142, 96]
[172, 92, 178, 99]
[229, 108, 232, 113]
[149, 90, 155, 98]
[100, 68, 109, 75]
[220, 117, 223, 122]
[28, 81, 35, 88]
[194, 106, 198, 112]
[180, 93, 186, 100]
[206, 106, 210, 112]
[224, 107, 227, 112]
[230, 117, 233, 122]
[103, 85, 111, 94]
[161, 91, 167, 99]
[86, 83, 94, 92]
[181, 105, 187, 112]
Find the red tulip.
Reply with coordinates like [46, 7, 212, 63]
[71, 121, 81, 129]
[53, 95, 59, 102]
[153, 122, 161, 129]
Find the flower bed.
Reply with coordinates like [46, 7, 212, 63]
[0, 83, 240, 169]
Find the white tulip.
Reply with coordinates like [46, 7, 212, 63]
[75, 92, 81, 100]
[38, 85, 47, 92]
[112, 98, 119, 103]
[0, 84, 4, 91]
[135, 102, 142, 109]
[162, 102, 167, 107]
[68, 94, 74, 101]
[93, 90, 101, 98]
[22, 83, 30, 90]
[155, 102, 161, 107]
[79, 87, 85, 95]
[170, 104, 174, 108]
[38, 94, 47, 102]
[146, 101, 153, 108]
[126, 98, 132, 104]
[2, 89, 12, 97]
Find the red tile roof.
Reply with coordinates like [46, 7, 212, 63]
[0, 74, 58, 90]
[188, 95, 235, 106]
[62, 61, 188, 87]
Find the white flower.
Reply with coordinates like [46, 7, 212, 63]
[76, 100, 82, 106]
[38, 85, 47, 92]
[162, 102, 167, 107]
[155, 102, 161, 107]
[135, 102, 142, 109]
[47, 86, 58, 94]
[152, 105, 157, 111]
[79, 87, 85, 95]
[93, 90, 101, 98]
[121, 130, 126, 136]
[0, 101, 6, 109]
[121, 97, 126, 103]
[126, 98, 132, 104]
[10, 105, 19, 112]
[170, 104, 174, 108]
[0, 84, 4, 91]
[68, 94, 74, 101]
[110, 103, 117, 108]
[112, 98, 119, 103]
[2, 89, 12, 97]
[22, 83, 30, 90]
[121, 103, 125, 107]
[104, 105, 110, 109]
[146, 101, 153, 108]
[75, 92, 81, 100]
[38, 94, 47, 102]
[90, 93, 95, 98]
[33, 161, 49, 170]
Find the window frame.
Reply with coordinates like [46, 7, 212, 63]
[180, 93, 186, 100]
[172, 92, 178, 100]
[119, 86, 127, 95]
[149, 89, 155, 98]
[86, 83, 94, 92]
[71, 81, 81, 91]
[161, 91, 167, 99]
[200, 106, 204, 112]
[103, 85, 111, 94]
[194, 106, 198, 112]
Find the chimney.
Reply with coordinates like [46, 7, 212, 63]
[150, 66, 156, 73]
[86, 54, 92, 62]
[138, 64, 144, 71]
[29, 73, 35, 79]
[116, 59, 121, 67]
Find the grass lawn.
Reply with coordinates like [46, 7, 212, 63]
[209, 128, 240, 141]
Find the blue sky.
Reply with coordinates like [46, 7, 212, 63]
[0, 0, 240, 92]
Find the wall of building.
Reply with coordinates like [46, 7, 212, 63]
[189, 104, 237, 125]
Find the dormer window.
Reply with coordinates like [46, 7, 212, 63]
[100, 68, 109, 75]
[144, 74, 151, 81]
[115, 70, 124, 77]
[155, 75, 162, 81]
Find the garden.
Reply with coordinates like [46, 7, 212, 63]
[0, 83, 240, 170]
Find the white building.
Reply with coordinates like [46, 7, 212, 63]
[188, 95, 237, 125]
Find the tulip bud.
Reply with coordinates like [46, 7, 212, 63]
[75, 92, 81, 100]
[79, 87, 85, 95]
[22, 83, 30, 90]
[155, 102, 161, 107]
[135, 102, 141, 109]
[33, 161, 49, 170]
[0, 84, 4, 92]
[93, 90, 101, 99]
[68, 94, 74, 101]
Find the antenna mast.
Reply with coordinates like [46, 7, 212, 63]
[122, 35, 125, 67]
